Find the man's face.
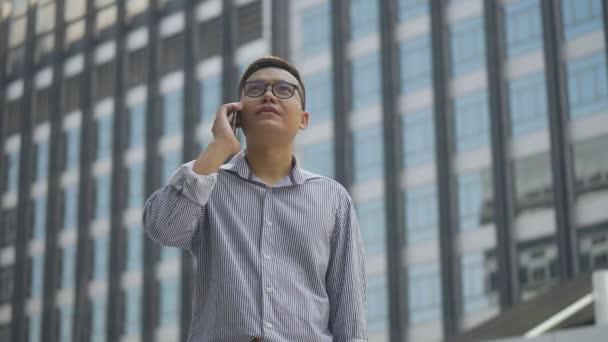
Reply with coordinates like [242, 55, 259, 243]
[239, 67, 309, 146]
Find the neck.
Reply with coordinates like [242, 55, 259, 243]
[245, 143, 294, 186]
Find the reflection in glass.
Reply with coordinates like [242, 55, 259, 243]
[36, 3, 56, 34]
[127, 0, 149, 18]
[402, 109, 435, 168]
[96, 5, 117, 33]
[460, 252, 498, 313]
[508, 72, 548, 137]
[578, 223, 608, 272]
[517, 238, 558, 300]
[352, 124, 384, 183]
[350, 0, 378, 40]
[453, 90, 490, 153]
[405, 184, 438, 244]
[368, 274, 388, 333]
[457, 169, 494, 231]
[300, 2, 331, 57]
[512, 152, 554, 213]
[407, 262, 442, 323]
[566, 53, 608, 119]
[573, 134, 608, 195]
[9, 15, 26, 47]
[65, 19, 85, 46]
[356, 199, 386, 255]
[64, 0, 86, 21]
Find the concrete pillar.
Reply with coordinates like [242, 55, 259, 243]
[593, 270, 608, 325]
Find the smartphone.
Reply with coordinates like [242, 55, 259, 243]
[229, 110, 241, 135]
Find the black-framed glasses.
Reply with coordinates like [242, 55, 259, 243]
[242, 80, 301, 100]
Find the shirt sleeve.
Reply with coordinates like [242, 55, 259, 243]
[142, 160, 216, 254]
[326, 190, 368, 341]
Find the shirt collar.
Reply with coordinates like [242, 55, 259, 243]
[220, 150, 311, 186]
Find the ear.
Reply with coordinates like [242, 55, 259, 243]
[299, 111, 310, 129]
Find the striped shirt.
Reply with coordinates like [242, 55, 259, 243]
[143, 151, 367, 341]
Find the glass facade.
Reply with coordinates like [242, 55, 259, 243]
[0, 1, 606, 340]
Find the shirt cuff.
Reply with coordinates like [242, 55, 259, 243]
[168, 160, 217, 205]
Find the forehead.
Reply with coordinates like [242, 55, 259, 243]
[245, 67, 298, 84]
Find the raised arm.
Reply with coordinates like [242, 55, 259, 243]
[326, 191, 368, 341]
[142, 102, 243, 253]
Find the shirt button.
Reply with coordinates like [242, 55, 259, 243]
[265, 287, 272, 293]
[265, 322, 273, 329]
[263, 254, 271, 260]
[266, 220, 272, 226]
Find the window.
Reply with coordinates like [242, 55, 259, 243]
[453, 90, 490, 153]
[513, 152, 554, 213]
[90, 296, 106, 342]
[128, 163, 144, 209]
[5, 150, 20, 193]
[94, 61, 116, 101]
[65, 0, 86, 21]
[128, 103, 146, 149]
[198, 17, 222, 60]
[573, 134, 608, 195]
[58, 305, 74, 342]
[508, 72, 548, 136]
[161, 33, 185, 75]
[200, 75, 222, 125]
[352, 53, 381, 111]
[62, 74, 82, 113]
[561, 0, 603, 39]
[159, 277, 180, 326]
[368, 275, 388, 333]
[34, 141, 50, 181]
[162, 88, 183, 136]
[237, 0, 263, 45]
[405, 184, 438, 244]
[402, 109, 435, 168]
[304, 70, 334, 125]
[162, 150, 182, 182]
[92, 235, 109, 281]
[297, 140, 334, 178]
[33, 88, 52, 124]
[400, 35, 432, 94]
[450, 17, 486, 75]
[461, 253, 497, 313]
[350, 0, 379, 40]
[504, 0, 542, 58]
[1, 210, 17, 247]
[356, 199, 386, 255]
[32, 196, 47, 240]
[353, 124, 384, 183]
[407, 262, 442, 323]
[300, 2, 331, 57]
[28, 313, 42, 342]
[126, 225, 143, 272]
[0, 266, 14, 304]
[30, 255, 44, 298]
[566, 53, 608, 119]
[94, 175, 111, 220]
[65, 126, 81, 171]
[95, 115, 114, 161]
[518, 240, 558, 296]
[124, 287, 142, 336]
[61, 245, 76, 289]
[398, 0, 428, 21]
[127, 48, 148, 87]
[457, 169, 494, 231]
[63, 185, 78, 230]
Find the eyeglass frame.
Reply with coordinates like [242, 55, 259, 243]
[241, 80, 304, 108]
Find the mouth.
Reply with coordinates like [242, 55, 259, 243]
[255, 106, 280, 116]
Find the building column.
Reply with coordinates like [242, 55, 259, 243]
[429, 0, 460, 338]
[483, 0, 519, 308]
[540, 0, 578, 280]
[271, 0, 290, 59]
[379, 0, 407, 340]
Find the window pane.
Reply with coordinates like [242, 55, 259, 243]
[460, 252, 498, 313]
[402, 109, 435, 168]
[65, 0, 86, 21]
[163, 88, 184, 136]
[368, 274, 388, 333]
[561, 0, 602, 39]
[400, 35, 432, 94]
[567, 53, 608, 119]
[304, 70, 334, 125]
[513, 152, 555, 214]
[128, 163, 144, 209]
[350, 0, 379, 40]
[407, 262, 442, 323]
[450, 17, 486, 75]
[508, 72, 548, 136]
[453, 90, 490, 153]
[352, 53, 381, 111]
[573, 134, 608, 196]
[457, 169, 494, 231]
[296, 140, 335, 178]
[92, 235, 109, 281]
[353, 124, 384, 183]
[64, 185, 79, 230]
[405, 184, 438, 244]
[61, 245, 76, 288]
[32, 196, 47, 240]
[398, 0, 429, 21]
[503, 0, 542, 58]
[96, 115, 114, 161]
[159, 277, 180, 326]
[128, 103, 146, 148]
[94, 175, 111, 220]
[300, 2, 331, 56]
[125, 287, 142, 335]
[90, 296, 106, 342]
[126, 225, 143, 272]
[356, 199, 386, 255]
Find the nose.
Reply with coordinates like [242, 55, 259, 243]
[261, 85, 276, 101]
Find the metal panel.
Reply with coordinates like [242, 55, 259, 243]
[41, 1, 67, 341]
[483, 0, 519, 308]
[107, 1, 127, 340]
[222, 0, 238, 102]
[143, 1, 162, 341]
[378, 0, 407, 340]
[181, 0, 197, 340]
[271, 0, 290, 59]
[11, 4, 37, 342]
[540, 0, 578, 280]
[429, 0, 459, 338]
[330, 0, 351, 189]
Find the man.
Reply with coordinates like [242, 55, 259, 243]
[143, 56, 367, 341]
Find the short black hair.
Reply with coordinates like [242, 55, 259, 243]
[238, 56, 306, 110]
